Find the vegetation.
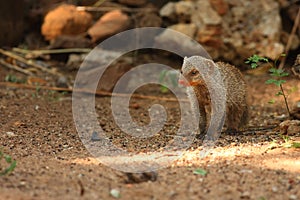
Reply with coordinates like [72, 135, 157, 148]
[159, 69, 179, 93]
[245, 54, 297, 117]
[0, 149, 16, 176]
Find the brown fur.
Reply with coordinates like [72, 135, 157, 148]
[180, 56, 249, 133]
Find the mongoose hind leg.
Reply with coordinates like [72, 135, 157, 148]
[226, 104, 243, 131]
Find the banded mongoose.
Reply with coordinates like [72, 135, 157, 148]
[179, 56, 249, 133]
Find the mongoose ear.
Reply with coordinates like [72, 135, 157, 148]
[206, 59, 216, 75]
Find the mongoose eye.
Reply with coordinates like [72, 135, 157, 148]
[191, 69, 198, 75]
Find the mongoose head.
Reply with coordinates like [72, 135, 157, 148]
[178, 56, 210, 87]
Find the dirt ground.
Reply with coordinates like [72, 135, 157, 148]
[0, 64, 300, 200]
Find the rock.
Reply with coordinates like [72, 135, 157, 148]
[291, 107, 300, 120]
[292, 55, 300, 78]
[159, 2, 176, 19]
[154, 28, 211, 58]
[258, 42, 284, 60]
[56, 76, 68, 88]
[117, 0, 147, 7]
[41, 4, 93, 41]
[280, 120, 300, 135]
[158, 0, 286, 66]
[191, 0, 222, 26]
[209, 0, 228, 15]
[133, 12, 162, 27]
[6, 132, 15, 137]
[169, 23, 197, 38]
[175, 1, 194, 22]
[48, 35, 92, 49]
[197, 25, 223, 48]
[125, 172, 157, 183]
[87, 10, 130, 43]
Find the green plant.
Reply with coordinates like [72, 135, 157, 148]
[5, 74, 25, 83]
[193, 168, 208, 176]
[0, 150, 16, 176]
[158, 70, 179, 93]
[266, 135, 300, 151]
[32, 85, 41, 98]
[46, 90, 67, 102]
[245, 54, 295, 117]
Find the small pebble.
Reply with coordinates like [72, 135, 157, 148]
[272, 186, 278, 192]
[56, 76, 68, 88]
[110, 189, 121, 198]
[19, 181, 26, 186]
[6, 132, 15, 137]
[289, 194, 297, 200]
[34, 105, 39, 111]
[241, 191, 250, 198]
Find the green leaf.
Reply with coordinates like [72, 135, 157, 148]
[279, 72, 289, 77]
[4, 155, 12, 163]
[193, 168, 208, 176]
[251, 63, 258, 69]
[265, 79, 285, 86]
[265, 79, 277, 84]
[160, 85, 169, 93]
[245, 55, 268, 68]
[275, 91, 283, 96]
[269, 68, 289, 77]
[275, 80, 286, 86]
[291, 142, 300, 148]
[159, 70, 168, 83]
[0, 160, 16, 176]
[268, 68, 277, 73]
[288, 86, 298, 94]
[169, 72, 179, 87]
[110, 189, 121, 198]
[268, 99, 275, 104]
[282, 135, 290, 143]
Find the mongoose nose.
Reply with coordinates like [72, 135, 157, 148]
[178, 79, 189, 86]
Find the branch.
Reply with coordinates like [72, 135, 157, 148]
[12, 48, 92, 59]
[0, 49, 62, 76]
[0, 59, 33, 76]
[76, 6, 157, 13]
[279, 7, 300, 69]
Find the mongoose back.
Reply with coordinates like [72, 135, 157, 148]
[179, 56, 249, 133]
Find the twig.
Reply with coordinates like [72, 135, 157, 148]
[245, 125, 278, 131]
[93, 0, 107, 7]
[76, 6, 157, 13]
[0, 59, 33, 76]
[280, 84, 291, 116]
[0, 82, 188, 102]
[12, 48, 92, 58]
[0, 48, 62, 76]
[279, 7, 300, 69]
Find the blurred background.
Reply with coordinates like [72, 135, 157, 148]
[0, 0, 299, 90]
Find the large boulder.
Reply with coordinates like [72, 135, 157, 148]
[87, 10, 131, 43]
[41, 4, 93, 41]
[159, 0, 295, 66]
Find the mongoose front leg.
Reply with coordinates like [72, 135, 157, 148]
[199, 105, 207, 134]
